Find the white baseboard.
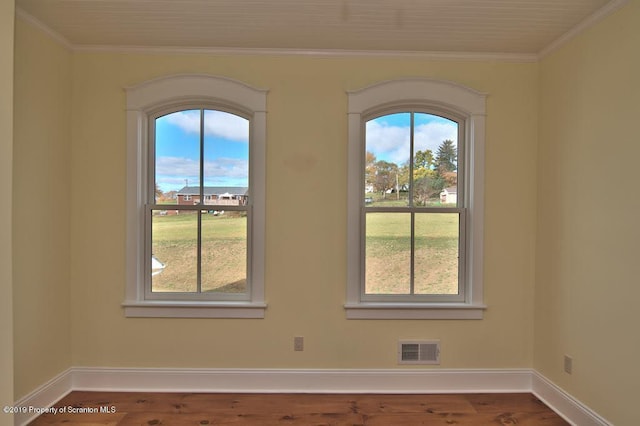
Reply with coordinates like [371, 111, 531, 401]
[531, 371, 611, 426]
[13, 368, 73, 426]
[70, 367, 532, 394]
[12, 367, 608, 426]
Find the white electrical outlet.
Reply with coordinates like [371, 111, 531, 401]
[294, 336, 304, 351]
[564, 355, 573, 374]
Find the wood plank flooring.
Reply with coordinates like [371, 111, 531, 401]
[29, 391, 569, 425]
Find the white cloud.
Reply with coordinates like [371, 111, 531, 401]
[204, 157, 248, 180]
[366, 120, 457, 165]
[414, 122, 457, 153]
[165, 110, 249, 142]
[365, 120, 410, 164]
[156, 156, 200, 179]
[155, 156, 248, 190]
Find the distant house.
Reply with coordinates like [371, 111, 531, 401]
[176, 186, 249, 206]
[440, 187, 457, 204]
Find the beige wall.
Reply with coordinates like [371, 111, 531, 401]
[67, 53, 538, 369]
[12, 18, 73, 399]
[536, 2, 640, 425]
[11, 3, 640, 423]
[1, 1, 15, 424]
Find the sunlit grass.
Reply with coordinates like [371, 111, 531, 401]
[151, 210, 459, 295]
[151, 212, 247, 293]
[365, 212, 459, 295]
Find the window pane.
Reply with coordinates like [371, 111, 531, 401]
[203, 110, 250, 206]
[365, 113, 410, 206]
[155, 110, 202, 203]
[414, 213, 459, 295]
[201, 210, 247, 293]
[151, 210, 197, 292]
[413, 113, 459, 207]
[365, 212, 411, 294]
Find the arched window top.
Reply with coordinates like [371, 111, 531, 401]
[347, 78, 486, 117]
[125, 74, 268, 114]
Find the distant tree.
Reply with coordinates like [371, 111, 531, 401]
[365, 151, 377, 190]
[440, 170, 458, 188]
[155, 183, 163, 199]
[373, 160, 399, 197]
[412, 148, 436, 184]
[414, 175, 439, 206]
[414, 149, 434, 170]
[413, 166, 436, 182]
[435, 140, 457, 173]
[397, 164, 409, 191]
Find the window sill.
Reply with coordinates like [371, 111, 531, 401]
[122, 300, 267, 318]
[344, 303, 486, 320]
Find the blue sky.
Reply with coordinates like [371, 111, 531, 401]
[366, 112, 458, 165]
[154, 110, 456, 192]
[155, 110, 249, 192]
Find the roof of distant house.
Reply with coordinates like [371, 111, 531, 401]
[176, 186, 249, 196]
[442, 187, 457, 194]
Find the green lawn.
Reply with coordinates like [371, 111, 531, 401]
[365, 212, 459, 295]
[150, 210, 459, 295]
[151, 212, 247, 293]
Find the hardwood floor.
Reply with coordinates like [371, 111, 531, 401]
[29, 391, 569, 425]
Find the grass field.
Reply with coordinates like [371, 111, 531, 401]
[151, 212, 247, 293]
[365, 212, 459, 295]
[150, 209, 459, 295]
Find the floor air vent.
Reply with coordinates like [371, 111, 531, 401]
[398, 340, 440, 365]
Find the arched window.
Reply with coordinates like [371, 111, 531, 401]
[124, 75, 267, 318]
[346, 79, 486, 319]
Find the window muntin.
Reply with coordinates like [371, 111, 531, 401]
[362, 111, 465, 302]
[148, 108, 250, 301]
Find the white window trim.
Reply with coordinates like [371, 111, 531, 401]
[346, 78, 487, 320]
[123, 74, 268, 318]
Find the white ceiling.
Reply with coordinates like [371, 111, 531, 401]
[16, 0, 626, 57]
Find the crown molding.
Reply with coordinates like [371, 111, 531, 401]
[538, 0, 630, 59]
[15, 7, 72, 50]
[16, 0, 630, 63]
[71, 44, 538, 62]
